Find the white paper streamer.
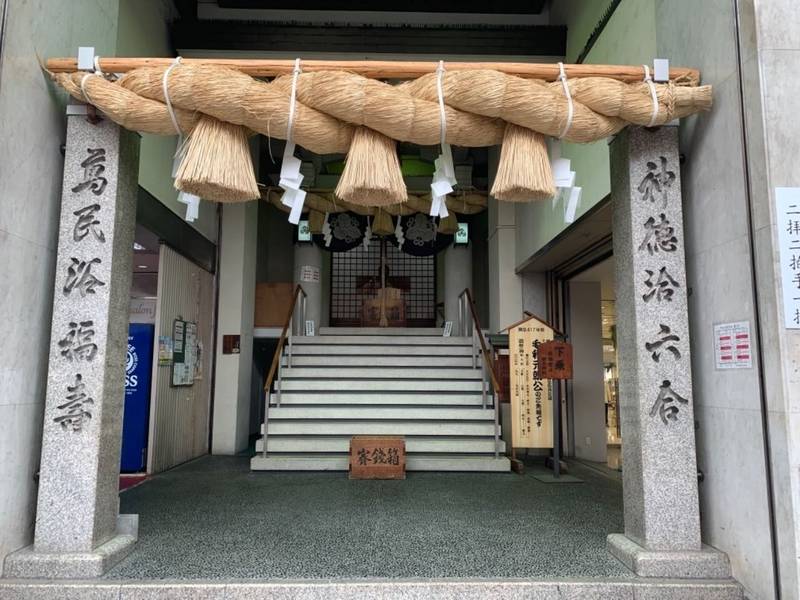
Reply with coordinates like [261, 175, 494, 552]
[279, 59, 307, 224]
[363, 216, 372, 249]
[429, 61, 454, 219]
[322, 214, 333, 247]
[395, 214, 405, 246]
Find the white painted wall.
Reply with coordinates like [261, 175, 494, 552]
[568, 281, 606, 463]
[211, 201, 258, 454]
[0, 0, 120, 572]
[488, 148, 522, 333]
[655, 2, 779, 598]
[444, 244, 472, 324]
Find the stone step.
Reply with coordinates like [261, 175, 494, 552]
[319, 327, 444, 336]
[250, 453, 511, 472]
[268, 406, 494, 421]
[268, 392, 489, 405]
[280, 367, 483, 380]
[283, 355, 475, 367]
[279, 379, 484, 392]
[290, 344, 475, 356]
[293, 335, 471, 346]
[255, 435, 506, 454]
[263, 420, 499, 436]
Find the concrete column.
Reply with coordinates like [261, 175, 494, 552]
[4, 116, 139, 578]
[444, 243, 472, 324]
[488, 147, 522, 333]
[569, 281, 607, 463]
[294, 243, 323, 333]
[607, 126, 729, 578]
[211, 201, 258, 455]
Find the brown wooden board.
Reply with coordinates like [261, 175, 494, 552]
[254, 282, 295, 327]
[349, 437, 406, 480]
[539, 341, 574, 380]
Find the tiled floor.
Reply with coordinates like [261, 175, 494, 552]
[106, 455, 632, 580]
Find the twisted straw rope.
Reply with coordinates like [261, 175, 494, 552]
[52, 63, 711, 155]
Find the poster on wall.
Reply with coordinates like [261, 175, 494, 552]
[508, 315, 554, 448]
[714, 321, 752, 369]
[171, 318, 197, 386]
[776, 187, 800, 329]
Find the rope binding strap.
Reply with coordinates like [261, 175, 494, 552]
[643, 64, 660, 127]
[279, 58, 307, 225]
[162, 56, 200, 222]
[557, 62, 574, 140]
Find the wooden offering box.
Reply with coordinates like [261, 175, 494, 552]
[349, 436, 406, 480]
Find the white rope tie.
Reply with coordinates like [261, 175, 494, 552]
[643, 64, 660, 127]
[436, 60, 447, 147]
[557, 62, 574, 140]
[287, 58, 302, 146]
[79, 72, 95, 102]
[162, 56, 183, 137]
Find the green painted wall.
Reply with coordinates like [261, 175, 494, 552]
[115, 0, 218, 242]
[515, 0, 657, 267]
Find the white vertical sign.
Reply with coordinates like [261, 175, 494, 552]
[776, 187, 800, 329]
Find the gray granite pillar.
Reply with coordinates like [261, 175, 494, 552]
[5, 114, 140, 578]
[607, 126, 730, 578]
[294, 242, 322, 333]
[444, 243, 472, 324]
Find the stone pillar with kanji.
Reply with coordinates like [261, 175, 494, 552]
[4, 114, 140, 578]
[607, 126, 731, 578]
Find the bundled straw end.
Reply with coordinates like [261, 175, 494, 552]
[491, 124, 557, 202]
[335, 126, 407, 208]
[175, 114, 259, 202]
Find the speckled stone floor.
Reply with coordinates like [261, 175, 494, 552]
[106, 455, 632, 580]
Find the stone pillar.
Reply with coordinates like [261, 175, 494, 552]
[607, 126, 729, 578]
[294, 242, 323, 333]
[444, 242, 472, 324]
[211, 201, 258, 455]
[4, 116, 140, 578]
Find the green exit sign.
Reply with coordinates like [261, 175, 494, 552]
[297, 220, 312, 242]
[455, 222, 469, 245]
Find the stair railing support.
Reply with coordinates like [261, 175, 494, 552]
[261, 285, 307, 458]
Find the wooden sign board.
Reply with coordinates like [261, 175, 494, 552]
[539, 340, 573, 380]
[508, 316, 554, 449]
[349, 436, 406, 479]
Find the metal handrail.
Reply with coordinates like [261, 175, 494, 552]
[457, 289, 502, 459]
[261, 284, 307, 458]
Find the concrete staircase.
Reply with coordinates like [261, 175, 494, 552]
[251, 327, 510, 472]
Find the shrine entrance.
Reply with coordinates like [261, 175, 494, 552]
[330, 235, 437, 328]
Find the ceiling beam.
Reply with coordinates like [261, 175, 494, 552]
[216, 0, 548, 13]
[172, 21, 566, 56]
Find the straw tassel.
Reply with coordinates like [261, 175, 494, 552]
[491, 123, 557, 202]
[175, 114, 259, 202]
[335, 126, 406, 207]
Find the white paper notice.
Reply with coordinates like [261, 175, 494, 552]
[299, 265, 320, 283]
[776, 187, 800, 329]
[714, 321, 752, 370]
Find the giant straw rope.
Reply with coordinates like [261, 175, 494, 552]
[50, 63, 712, 208]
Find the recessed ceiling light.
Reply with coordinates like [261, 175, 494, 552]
[133, 242, 146, 251]
[138, 265, 148, 269]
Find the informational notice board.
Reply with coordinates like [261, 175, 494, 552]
[509, 316, 554, 448]
[171, 318, 197, 386]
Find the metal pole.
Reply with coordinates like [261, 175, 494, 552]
[288, 316, 293, 367]
[458, 295, 464, 337]
[302, 294, 308, 335]
[472, 328, 478, 369]
[493, 386, 500, 460]
[481, 360, 487, 409]
[553, 380, 561, 478]
[276, 353, 283, 407]
[261, 387, 270, 457]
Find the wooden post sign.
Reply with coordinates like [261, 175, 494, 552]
[508, 316, 554, 448]
[349, 436, 406, 479]
[539, 340, 573, 380]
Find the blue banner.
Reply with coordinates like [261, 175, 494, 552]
[121, 323, 155, 472]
